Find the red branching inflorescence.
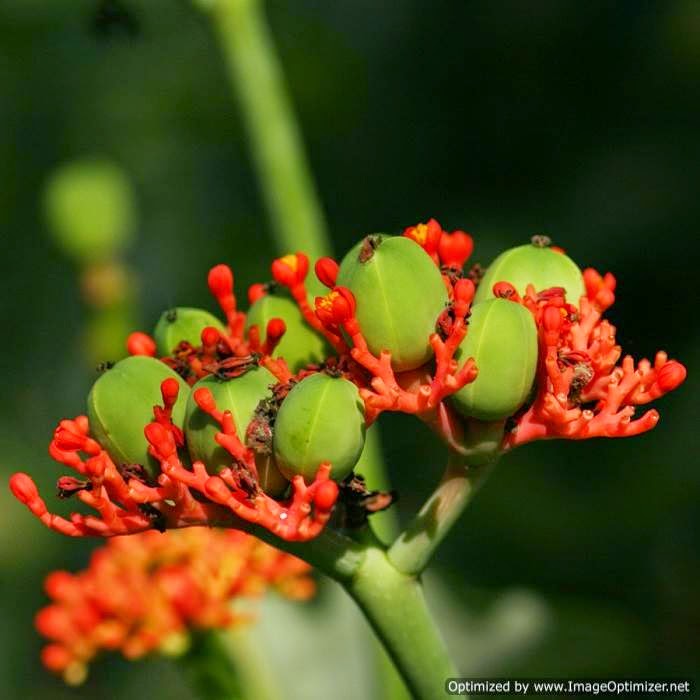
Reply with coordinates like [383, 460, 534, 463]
[36, 528, 313, 684]
[499, 270, 687, 446]
[9, 219, 686, 544]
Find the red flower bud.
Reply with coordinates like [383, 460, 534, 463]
[208, 264, 234, 299]
[438, 230, 473, 268]
[247, 283, 267, 304]
[265, 318, 286, 343]
[657, 361, 687, 392]
[126, 332, 156, 357]
[403, 218, 443, 255]
[314, 480, 339, 511]
[315, 257, 339, 288]
[271, 253, 309, 287]
[10, 472, 39, 505]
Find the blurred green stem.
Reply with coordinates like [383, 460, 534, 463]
[203, 0, 329, 259]
[177, 628, 277, 700]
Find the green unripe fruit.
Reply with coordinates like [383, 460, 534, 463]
[450, 299, 538, 421]
[337, 235, 448, 371]
[246, 295, 328, 372]
[185, 367, 288, 497]
[43, 159, 136, 264]
[87, 356, 189, 476]
[474, 237, 585, 304]
[154, 307, 226, 355]
[273, 373, 366, 482]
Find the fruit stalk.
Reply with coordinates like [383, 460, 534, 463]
[388, 450, 496, 576]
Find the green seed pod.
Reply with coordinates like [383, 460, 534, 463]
[246, 295, 329, 372]
[337, 235, 448, 371]
[273, 373, 366, 482]
[450, 299, 538, 421]
[87, 356, 189, 476]
[185, 367, 288, 497]
[154, 307, 226, 355]
[43, 159, 136, 264]
[474, 236, 585, 304]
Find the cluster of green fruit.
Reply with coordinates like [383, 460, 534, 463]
[86, 234, 584, 496]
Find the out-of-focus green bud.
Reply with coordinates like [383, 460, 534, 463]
[450, 299, 537, 421]
[87, 356, 189, 476]
[153, 307, 225, 355]
[273, 373, 366, 482]
[474, 236, 584, 304]
[43, 159, 136, 264]
[337, 235, 448, 371]
[185, 367, 288, 496]
[246, 294, 328, 372]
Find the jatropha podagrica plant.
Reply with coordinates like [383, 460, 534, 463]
[10, 219, 687, 698]
[36, 528, 313, 685]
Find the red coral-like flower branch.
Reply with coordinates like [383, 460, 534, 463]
[503, 270, 686, 447]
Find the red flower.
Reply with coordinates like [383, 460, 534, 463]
[35, 528, 313, 684]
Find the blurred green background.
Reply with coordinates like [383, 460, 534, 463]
[1, 1, 698, 698]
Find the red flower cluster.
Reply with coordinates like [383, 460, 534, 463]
[36, 528, 313, 684]
[9, 218, 686, 545]
[495, 272, 686, 446]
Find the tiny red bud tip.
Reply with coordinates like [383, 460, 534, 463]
[266, 318, 286, 340]
[314, 480, 338, 511]
[247, 283, 267, 304]
[41, 644, 73, 672]
[144, 422, 169, 446]
[194, 387, 216, 413]
[126, 332, 156, 357]
[315, 257, 339, 288]
[550, 245, 566, 254]
[454, 277, 475, 302]
[657, 361, 687, 392]
[200, 326, 220, 347]
[208, 264, 234, 298]
[160, 378, 180, 404]
[203, 476, 232, 503]
[543, 305, 563, 331]
[44, 571, 75, 599]
[10, 472, 39, 504]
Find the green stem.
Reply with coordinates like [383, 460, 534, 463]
[346, 547, 457, 700]
[177, 628, 277, 700]
[204, 0, 329, 259]
[388, 452, 494, 576]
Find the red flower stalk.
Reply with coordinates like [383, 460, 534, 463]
[36, 528, 313, 684]
[505, 271, 686, 447]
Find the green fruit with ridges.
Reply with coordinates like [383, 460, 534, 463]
[337, 235, 448, 371]
[474, 237, 585, 304]
[185, 367, 288, 497]
[246, 295, 328, 372]
[87, 356, 189, 476]
[450, 299, 538, 421]
[154, 307, 225, 355]
[273, 373, 366, 482]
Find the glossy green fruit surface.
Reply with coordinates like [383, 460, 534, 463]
[450, 299, 537, 421]
[273, 373, 366, 482]
[87, 356, 189, 476]
[337, 235, 448, 371]
[154, 307, 225, 355]
[184, 366, 287, 496]
[246, 295, 328, 372]
[474, 240, 584, 304]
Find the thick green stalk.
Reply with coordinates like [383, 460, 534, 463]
[205, 0, 329, 259]
[347, 547, 457, 700]
[177, 628, 277, 700]
[388, 453, 493, 576]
